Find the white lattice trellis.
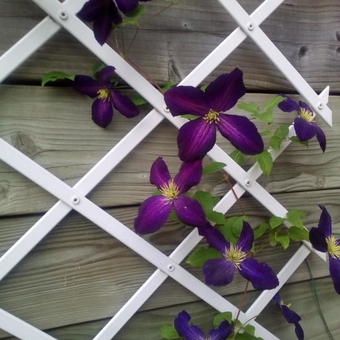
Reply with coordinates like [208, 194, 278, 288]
[0, 0, 333, 339]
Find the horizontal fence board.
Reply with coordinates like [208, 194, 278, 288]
[2, 278, 338, 340]
[0, 86, 339, 216]
[0, 189, 338, 335]
[1, 0, 340, 91]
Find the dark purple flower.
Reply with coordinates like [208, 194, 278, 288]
[134, 157, 207, 234]
[278, 95, 326, 152]
[164, 68, 264, 162]
[273, 293, 304, 340]
[78, 0, 150, 45]
[74, 66, 139, 128]
[309, 205, 340, 294]
[174, 311, 232, 340]
[199, 223, 279, 290]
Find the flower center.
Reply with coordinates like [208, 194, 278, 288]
[203, 109, 220, 124]
[299, 108, 315, 122]
[225, 245, 247, 268]
[97, 88, 111, 101]
[160, 180, 180, 200]
[326, 236, 340, 258]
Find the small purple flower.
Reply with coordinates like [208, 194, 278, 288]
[134, 157, 207, 234]
[74, 66, 139, 128]
[78, 0, 150, 45]
[309, 205, 340, 294]
[273, 293, 304, 340]
[199, 223, 279, 290]
[278, 95, 326, 152]
[175, 311, 232, 340]
[164, 68, 264, 162]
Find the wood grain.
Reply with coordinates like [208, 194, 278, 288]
[0, 86, 339, 216]
[2, 278, 338, 340]
[0, 189, 338, 335]
[1, 0, 339, 92]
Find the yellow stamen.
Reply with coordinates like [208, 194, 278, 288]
[299, 108, 315, 122]
[160, 180, 180, 200]
[225, 245, 247, 268]
[326, 236, 340, 258]
[203, 109, 220, 124]
[97, 88, 110, 100]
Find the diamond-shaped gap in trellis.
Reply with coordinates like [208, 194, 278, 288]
[0, 210, 166, 334]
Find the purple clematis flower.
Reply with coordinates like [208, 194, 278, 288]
[278, 95, 326, 152]
[273, 293, 304, 340]
[174, 311, 232, 340]
[134, 157, 207, 234]
[78, 0, 150, 45]
[309, 205, 340, 294]
[164, 68, 264, 162]
[199, 223, 279, 290]
[74, 66, 139, 128]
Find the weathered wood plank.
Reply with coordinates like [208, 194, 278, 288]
[1, 0, 339, 92]
[0, 189, 338, 335]
[0, 86, 339, 216]
[3, 278, 337, 340]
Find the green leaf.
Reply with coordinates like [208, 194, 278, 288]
[181, 114, 199, 120]
[160, 324, 180, 339]
[276, 234, 290, 249]
[213, 312, 233, 328]
[254, 222, 269, 239]
[269, 230, 277, 247]
[269, 216, 285, 229]
[269, 125, 289, 150]
[200, 84, 208, 91]
[287, 210, 306, 228]
[121, 4, 145, 26]
[186, 247, 222, 267]
[203, 162, 226, 175]
[289, 227, 309, 241]
[229, 150, 245, 165]
[162, 81, 177, 92]
[235, 333, 263, 340]
[192, 191, 216, 215]
[264, 96, 285, 112]
[260, 130, 273, 136]
[220, 216, 248, 243]
[238, 102, 260, 115]
[255, 151, 273, 175]
[207, 211, 226, 225]
[92, 62, 106, 76]
[252, 110, 273, 124]
[152, 189, 162, 196]
[41, 71, 74, 86]
[290, 136, 309, 146]
[169, 210, 181, 223]
[128, 92, 148, 106]
[244, 325, 256, 335]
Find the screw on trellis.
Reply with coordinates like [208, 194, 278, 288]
[58, 10, 68, 21]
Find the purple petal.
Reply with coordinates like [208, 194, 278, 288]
[203, 258, 235, 286]
[149, 157, 171, 189]
[208, 321, 233, 340]
[78, 0, 102, 21]
[239, 258, 279, 290]
[111, 90, 139, 117]
[174, 311, 205, 340]
[294, 323, 305, 340]
[278, 95, 300, 112]
[217, 114, 264, 155]
[236, 222, 254, 253]
[92, 98, 113, 128]
[309, 228, 327, 252]
[92, 4, 122, 45]
[174, 196, 207, 228]
[115, 0, 139, 14]
[198, 225, 230, 253]
[318, 205, 332, 237]
[273, 293, 282, 304]
[174, 160, 203, 194]
[299, 101, 313, 114]
[315, 125, 326, 152]
[164, 86, 210, 117]
[134, 196, 172, 234]
[74, 75, 101, 97]
[329, 256, 340, 294]
[280, 305, 301, 324]
[177, 118, 217, 162]
[97, 66, 115, 82]
[205, 68, 246, 112]
[294, 117, 317, 141]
